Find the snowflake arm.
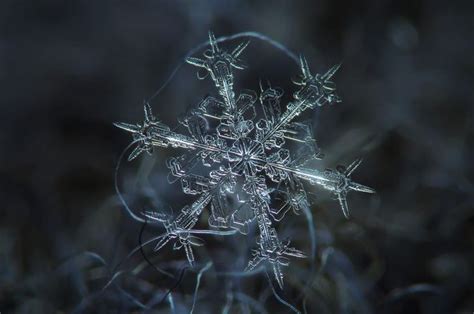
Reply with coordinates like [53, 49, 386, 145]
[257, 56, 342, 148]
[269, 158, 376, 218]
[114, 104, 229, 160]
[185, 31, 249, 112]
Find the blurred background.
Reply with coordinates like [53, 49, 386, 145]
[0, 0, 473, 313]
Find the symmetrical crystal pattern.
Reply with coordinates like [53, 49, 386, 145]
[114, 32, 375, 288]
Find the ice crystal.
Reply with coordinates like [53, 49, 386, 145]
[114, 31, 375, 288]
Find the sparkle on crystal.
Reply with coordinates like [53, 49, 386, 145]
[114, 31, 375, 288]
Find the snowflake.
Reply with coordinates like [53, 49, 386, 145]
[114, 31, 375, 289]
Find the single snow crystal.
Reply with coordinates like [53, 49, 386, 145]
[114, 31, 375, 288]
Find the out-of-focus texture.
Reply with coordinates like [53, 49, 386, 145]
[0, 0, 472, 313]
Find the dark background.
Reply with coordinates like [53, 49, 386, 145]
[0, 0, 473, 313]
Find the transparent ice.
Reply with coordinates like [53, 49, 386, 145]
[114, 31, 375, 289]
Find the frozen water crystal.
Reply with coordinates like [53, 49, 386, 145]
[114, 31, 375, 288]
